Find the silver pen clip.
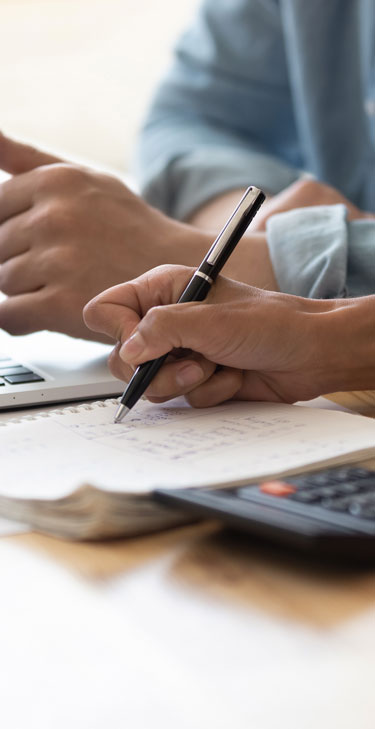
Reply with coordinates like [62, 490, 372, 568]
[206, 187, 261, 266]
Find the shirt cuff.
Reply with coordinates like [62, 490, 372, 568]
[266, 205, 349, 299]
[346, 219, 375, 297]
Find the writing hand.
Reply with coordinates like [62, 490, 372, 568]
[84, 264, 338, 407]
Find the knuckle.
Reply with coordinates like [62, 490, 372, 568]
[29, 201, 74, 239]
[36, 163, 88, 193]
[144, 305, 173, 340]
[29, 204, 57, 237]
[291, 179, 317, 195]
[36, 246, 65, 277]
[58, 164, 89, 187]
[144, 305, 164, 330]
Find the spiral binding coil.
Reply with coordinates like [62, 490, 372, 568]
[0, 398, 120, 426]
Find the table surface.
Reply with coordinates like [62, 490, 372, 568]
[1, 398, 374, 729]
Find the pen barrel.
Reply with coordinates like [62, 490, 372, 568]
[118, 186, 265, 414]
[120, 355, 168, 409]
[178, 274, 212, 303]
[119, 275, 211, 410]
[206, 189, 265, 277]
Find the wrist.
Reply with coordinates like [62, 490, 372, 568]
[155, 212, 213, 269]
[167, 222, 279, 291]
[308, 297, 375, 394]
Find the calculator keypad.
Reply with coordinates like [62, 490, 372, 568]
[238, 467, 375, 522]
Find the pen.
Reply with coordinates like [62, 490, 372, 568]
[114, 185, 265, 423]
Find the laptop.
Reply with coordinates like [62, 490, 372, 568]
[0, 326, 122, 410]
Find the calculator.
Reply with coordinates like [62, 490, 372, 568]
[154, 466, 375, 562]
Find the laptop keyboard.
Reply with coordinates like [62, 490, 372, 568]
[0, 354, 44, 386]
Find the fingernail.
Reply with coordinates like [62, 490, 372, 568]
[176, 363, 204, 387]
[119, 331, 145, 361]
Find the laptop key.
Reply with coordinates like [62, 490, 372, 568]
[0, 366, 36, 376]
[4, 373, 45, 384]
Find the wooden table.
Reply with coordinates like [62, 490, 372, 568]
[0, 401, 374, 729]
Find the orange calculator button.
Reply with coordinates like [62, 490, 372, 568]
[260, 481, 297, 497]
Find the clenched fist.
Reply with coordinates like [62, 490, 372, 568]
[0, 133, 211, 340]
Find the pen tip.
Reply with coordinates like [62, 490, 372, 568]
[114, 404, 130, 424]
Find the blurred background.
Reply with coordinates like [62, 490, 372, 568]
[0, 0, 197, 173]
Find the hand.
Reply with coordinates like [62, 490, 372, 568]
[251, 179, 375, 231]
[83, 264, 334, 407]
[0, 133, 208, 340]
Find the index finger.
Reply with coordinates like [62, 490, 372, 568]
[0, 170, 37, 223]
[83, 283, 142, 343]
[83, 265, 195, 342]
[0, 132, 62, 175]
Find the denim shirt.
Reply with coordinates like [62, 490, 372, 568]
[136, 0, 375, 299]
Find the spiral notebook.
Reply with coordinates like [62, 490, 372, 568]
[1, 397, 375, 539]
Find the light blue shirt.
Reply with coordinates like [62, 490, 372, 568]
[136, 0, 375, 299]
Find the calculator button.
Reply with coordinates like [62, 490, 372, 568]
[321, 491, 375, 519]
[259, 481, 297, 496]
[302, 473, 337, 487]
[290, 489, 322, 503]
[335, 482, 363, 495]
[349, 501, 375, 519]
[347, 468, 373, 479]
[316, 486, 342, 498]
[346, 477, 375, 491]
[319, 497, 352, 512]
[330, 469, 359, 483]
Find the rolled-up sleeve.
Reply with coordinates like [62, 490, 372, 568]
[266, 205, 375, 298]
[136, 0, 304, 220]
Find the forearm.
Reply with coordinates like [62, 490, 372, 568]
[312, 296, 375, 394]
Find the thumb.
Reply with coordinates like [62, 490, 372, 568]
[119, 302, 220, 365]
[0, 131, 63, 174]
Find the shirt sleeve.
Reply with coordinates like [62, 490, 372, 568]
[135, 0, 305, 220]
[266, 205, 375, 298]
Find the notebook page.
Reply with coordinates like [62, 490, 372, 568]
[1, 398, 375, 501]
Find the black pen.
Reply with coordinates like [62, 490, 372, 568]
[114, 186, 265, 423]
